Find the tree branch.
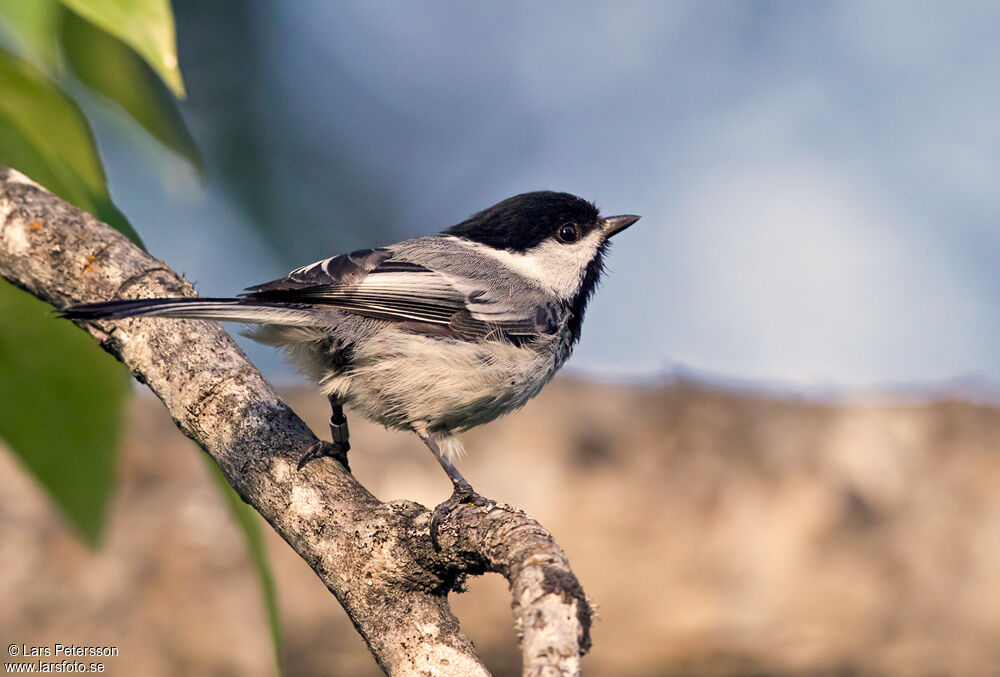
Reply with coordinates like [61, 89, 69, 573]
[0, 167, 591, 676]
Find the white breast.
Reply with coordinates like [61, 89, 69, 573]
[321, 326, 565, 434]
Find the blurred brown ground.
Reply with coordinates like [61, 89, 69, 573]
[2, 377, 1000, 676]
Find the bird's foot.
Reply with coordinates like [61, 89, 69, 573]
[430, 482, 493, 550]
[297, 439, 351, 473]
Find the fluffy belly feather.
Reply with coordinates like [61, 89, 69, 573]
[323, 329, 565, 433]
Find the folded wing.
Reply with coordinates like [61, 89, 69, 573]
[243, 247, 558, 344]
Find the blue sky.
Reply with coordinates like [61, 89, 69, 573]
[99, 1, 999, 390]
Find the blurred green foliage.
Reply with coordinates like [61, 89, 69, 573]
[59, 0, 185, 96]
[0, 41, 139, 547]
[0, 280, 128, 545]
[0, 48, 141, 244]
[0, 2, 282, 669]
[0, 0, 62, 71]
[60, 10, 201, 172]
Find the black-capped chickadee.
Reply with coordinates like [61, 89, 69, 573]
[64, 192, 639, 511]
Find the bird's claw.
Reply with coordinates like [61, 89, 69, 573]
[297, 440, 351, 472]
[430, 483, 492, 550]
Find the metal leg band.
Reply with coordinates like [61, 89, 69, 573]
[330, 418, 350, 446]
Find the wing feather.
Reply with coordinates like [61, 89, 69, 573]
[240, 246, 559, 343]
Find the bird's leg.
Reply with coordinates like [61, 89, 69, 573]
[417, 429, 492, 548]
[423, 434, 474, 495]
[298, 395, 351, 472]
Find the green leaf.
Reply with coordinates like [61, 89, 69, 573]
[0, 0, 62, 72]
[0, 48, 142, 246]
[60, 10, 201, 172]
[208, 459, 284, 676]
[58, 0, 184, 97]
[0, 48, 140, 548]
[0, 280, 130, 545]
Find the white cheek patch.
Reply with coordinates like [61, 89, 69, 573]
[454, 232, 602, 298]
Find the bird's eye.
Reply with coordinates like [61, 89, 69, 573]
[557, 223, 579, 243]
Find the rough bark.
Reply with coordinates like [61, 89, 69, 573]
[0, 167, 591, 677]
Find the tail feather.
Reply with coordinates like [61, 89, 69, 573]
[61, 297, 319, 326]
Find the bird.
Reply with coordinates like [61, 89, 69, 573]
[63, 191, 639, 524]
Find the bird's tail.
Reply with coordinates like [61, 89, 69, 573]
[61, 297, 319, 326]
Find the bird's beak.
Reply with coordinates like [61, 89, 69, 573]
[601, 214, 640, 238]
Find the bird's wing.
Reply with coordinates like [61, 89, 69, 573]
[242, 248, 560, 343]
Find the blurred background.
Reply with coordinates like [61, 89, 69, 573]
[1, 1, 999, 675]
